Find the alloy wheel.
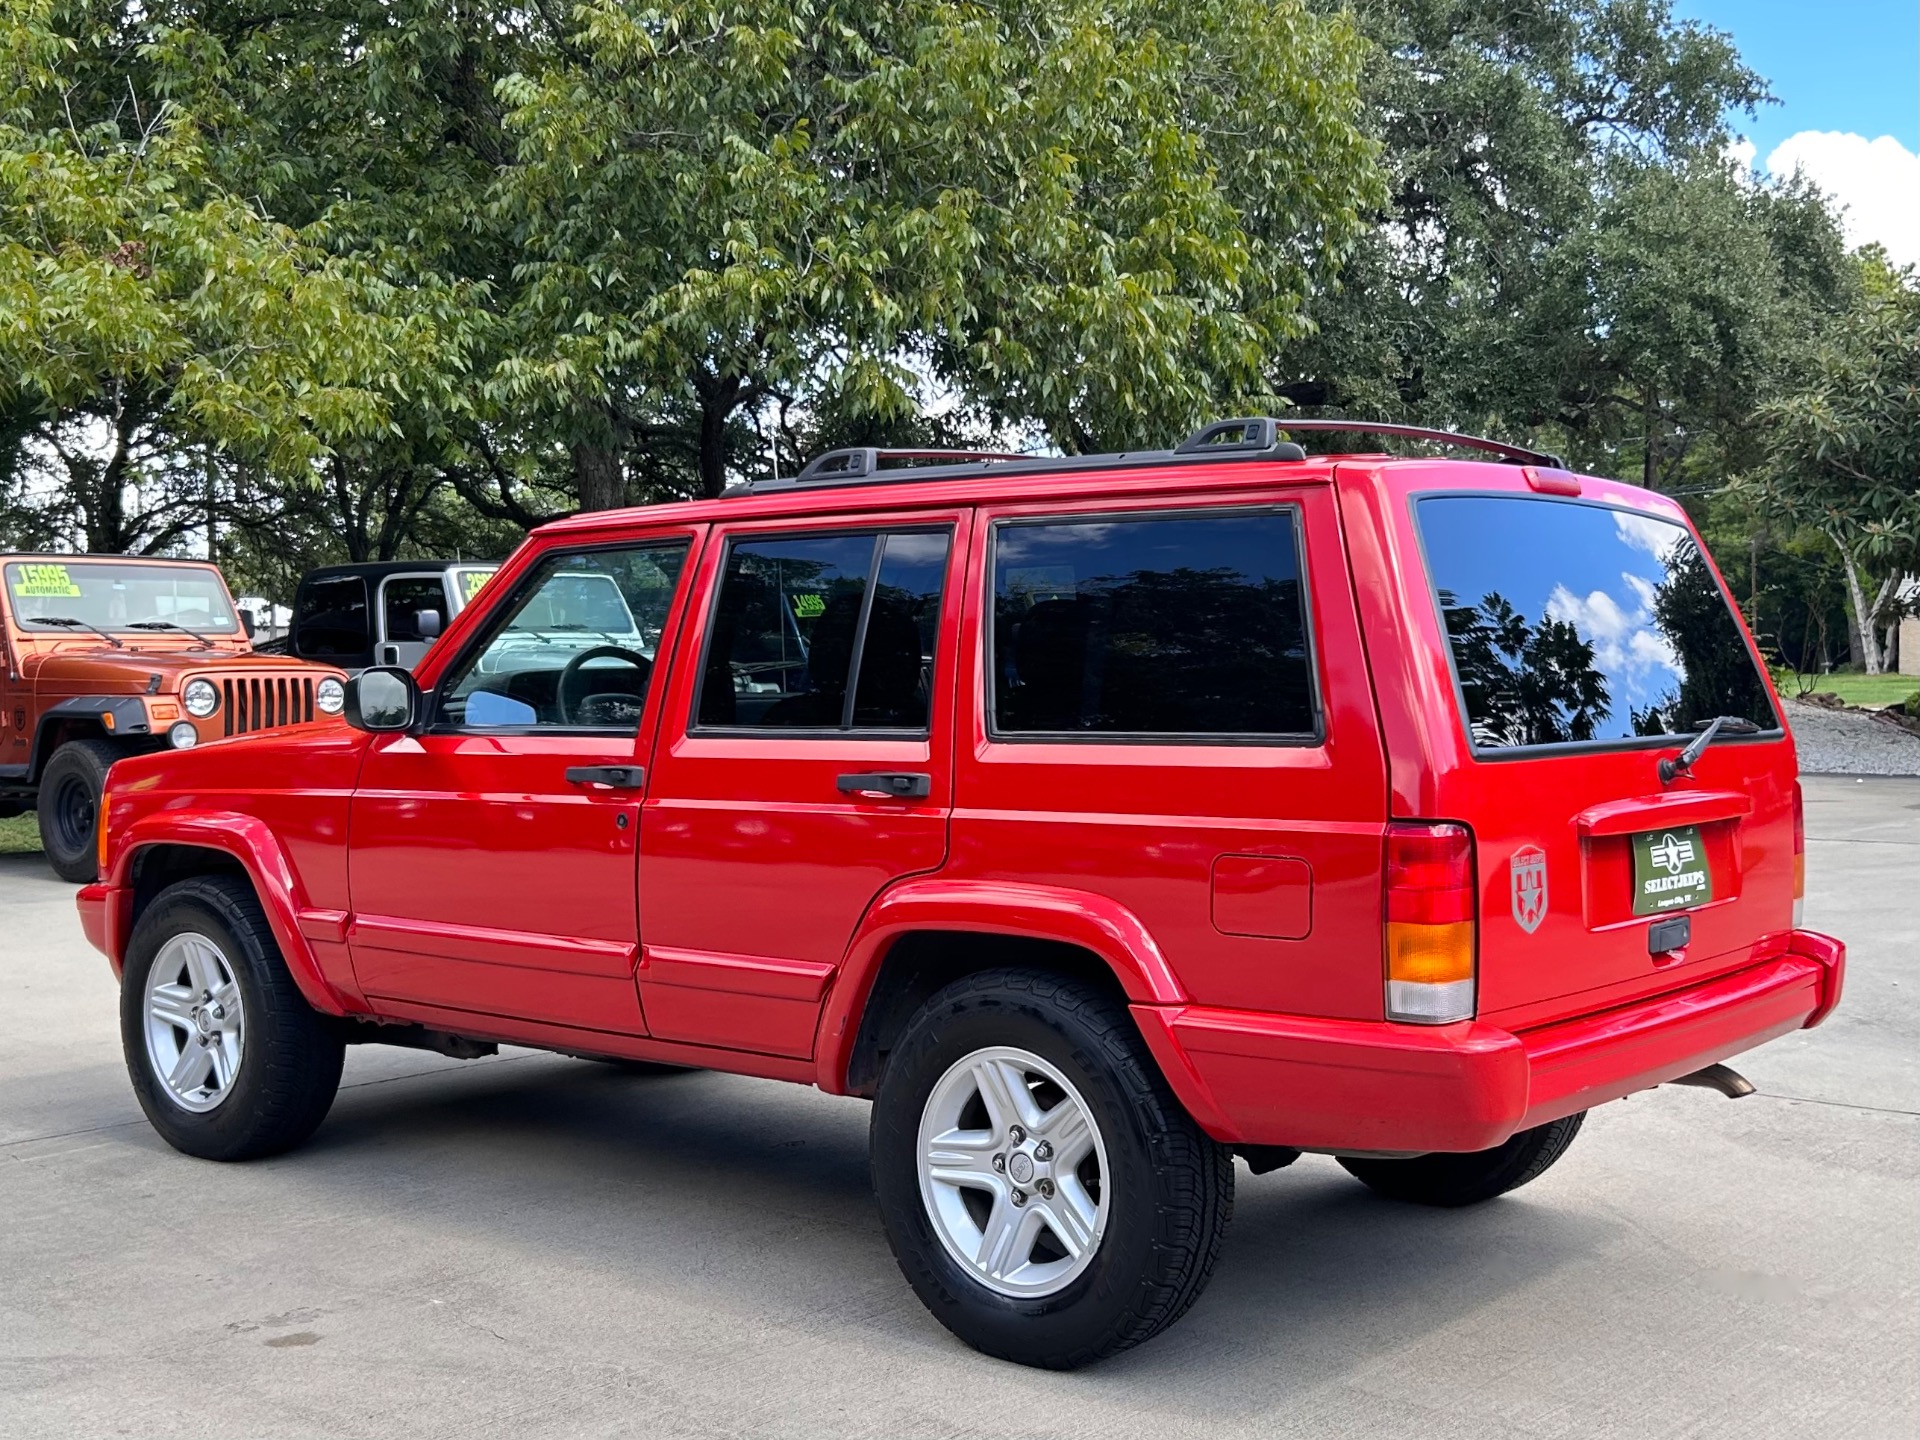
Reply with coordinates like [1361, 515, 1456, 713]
[916, 1045, 1110, 1298]
[143, 931, 245, 1113]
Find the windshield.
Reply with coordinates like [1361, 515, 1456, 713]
[1416, 496, 1779, 752]
[5, 561, 240, 636]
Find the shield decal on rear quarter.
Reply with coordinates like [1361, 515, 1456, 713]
[1511, 845, 1548, 934]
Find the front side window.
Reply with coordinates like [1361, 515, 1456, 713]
[440, 541, 690, 730]
[1416, 495, 1780, 751]
[5, 561, 240, 635]
[991, 510, 1317, 738]
[697, 529, 952, 732]
[381, 577, 446, 643]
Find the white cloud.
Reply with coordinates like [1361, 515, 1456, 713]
[1612, 509, 1687, 564]
[1762, 131, 1920, 269]
[1546, 578, 1681, 694]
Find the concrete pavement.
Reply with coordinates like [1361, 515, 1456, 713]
[0, 776, 1914, 1438]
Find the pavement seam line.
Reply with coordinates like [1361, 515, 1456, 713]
[1753, 1090, 1920, 1118]
[0, 1053, 538, 1151]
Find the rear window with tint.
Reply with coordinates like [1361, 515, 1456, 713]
[1416, 496, 1778, 751]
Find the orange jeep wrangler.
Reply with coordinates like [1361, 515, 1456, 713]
[0, 555, 347, 881]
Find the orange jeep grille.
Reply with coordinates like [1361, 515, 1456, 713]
[221, 675, 316, 736]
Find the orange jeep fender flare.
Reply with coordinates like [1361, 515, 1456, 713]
[109, 812, 360, 1017]
[814, 878, 1189, 1094]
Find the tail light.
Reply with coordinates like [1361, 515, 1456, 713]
[1792, 781, 1805, 928]
[1384, 822, 1477, 1024]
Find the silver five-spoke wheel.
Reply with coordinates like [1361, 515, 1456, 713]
[143, 931, 245, 1113]
[917, 1045, 1109, 1298]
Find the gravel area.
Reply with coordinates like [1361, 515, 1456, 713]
[1786, 697, 1920, 775]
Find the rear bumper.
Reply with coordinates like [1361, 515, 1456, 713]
[1132, 929, 1845, 1153]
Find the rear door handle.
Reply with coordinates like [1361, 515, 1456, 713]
[836, 771, 932, 800]
[565, 764, 646, 789]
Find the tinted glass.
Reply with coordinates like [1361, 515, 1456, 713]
[991, 511, 1316, 736]
[442, 542, 688, 729]
[1417, 496, 1779, 750]
[852, 532, 951, 729]
[294, 577, 370, 659]
[5, 561, 239, 635]
[382, 576, 446, 642]
[698, 534, 874, 728]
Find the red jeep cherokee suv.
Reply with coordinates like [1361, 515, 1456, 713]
[78, 418, 1844, 1368]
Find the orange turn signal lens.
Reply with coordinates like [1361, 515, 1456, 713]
[1387, 920, 1475, 985]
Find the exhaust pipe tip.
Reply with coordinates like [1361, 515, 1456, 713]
[1668, 1062, 1756, 1099]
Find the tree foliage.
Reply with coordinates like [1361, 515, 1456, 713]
[1741, 261, 1920, 672]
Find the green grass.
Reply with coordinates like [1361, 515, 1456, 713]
[0, 812, 41, 855]
[1775, 670, 1920, 709]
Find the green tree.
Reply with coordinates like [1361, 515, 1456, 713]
[1274, 0, 1853, 491]
[0, 1, 455, 552]
[1744, 262, 1920, 673]
[491, 0, 1382, 498]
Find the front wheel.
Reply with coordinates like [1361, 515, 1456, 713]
[870, 969, 1233, 1369]
[1337, 1112, 1585, 1208]
[37, 738, 122, 882]
[121, 875, 345, 1160]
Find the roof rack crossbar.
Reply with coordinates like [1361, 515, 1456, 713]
[793, 446, 1033, 483]
[1253, 418, 1564, 469]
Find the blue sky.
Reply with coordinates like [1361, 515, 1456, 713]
[1673, 0, 1917, 152]
[1672, 1, 1918, 265]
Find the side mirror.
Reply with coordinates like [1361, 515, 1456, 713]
[416, 608, 443, 640]
[240, 612, 257, 639]
[344, 666, 418, 732]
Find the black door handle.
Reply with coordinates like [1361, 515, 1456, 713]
[836, 771, 932, 799]
[565, 764, 646, 789]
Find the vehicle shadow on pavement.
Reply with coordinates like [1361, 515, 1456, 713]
[198, 1053, 1614, 1397]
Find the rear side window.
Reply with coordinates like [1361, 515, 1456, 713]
[697, 529, 952, 732]
[294, 577, 369, 660]
[1416, 496, 1780, 751]
[990, 509, 1316, 739]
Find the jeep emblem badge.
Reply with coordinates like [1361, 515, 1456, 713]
[1511, 845, 1548, 934]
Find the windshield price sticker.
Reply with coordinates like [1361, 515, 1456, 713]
[1631, 825, 1713, 916]
[9, 563, 83, 598]
[460, 569, 494, 600]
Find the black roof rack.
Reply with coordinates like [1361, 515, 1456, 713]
[1261, 418, 1564, 469]
[793, 446, 1033, 483]
[734, 415, 1559, 496]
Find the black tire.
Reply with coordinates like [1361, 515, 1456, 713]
[121, 875, 345, 1161]
[1337, 1112, 1586, 1208]
[36, 738, 122, 882]
[870, 969, 1233, 1369]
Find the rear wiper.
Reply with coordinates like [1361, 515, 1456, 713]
[1660, 715, 1762, 784]
[29, 616, 124, 649]
[127, 618, 218, 648]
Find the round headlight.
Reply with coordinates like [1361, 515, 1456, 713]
[315, 677, 346, 715]
[168, 721, 199, 749]
[182, 678, 220, 718]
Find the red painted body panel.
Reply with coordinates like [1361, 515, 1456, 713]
[638, 508, 970, 1058]
[944, 485, 1392, 1022]
[77, 450, 1846, 1156]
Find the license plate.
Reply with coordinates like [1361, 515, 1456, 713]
[1631, 825, 1713, 916]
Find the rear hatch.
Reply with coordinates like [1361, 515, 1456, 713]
[1411, 490, 1797, 1030]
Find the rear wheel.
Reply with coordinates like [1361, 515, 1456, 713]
[1337, 1113, 1585, 1208]
[121, 875, 344, 1160]
[870, 969, 1233, 1369]
[37, 738, 122, 882]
